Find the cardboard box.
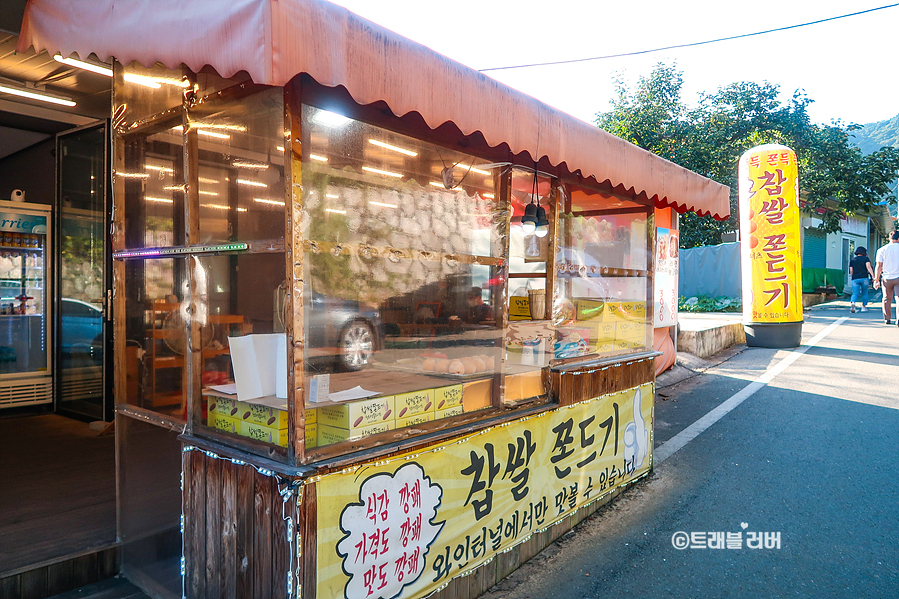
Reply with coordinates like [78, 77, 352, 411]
[616, 321, 646, 345]
[318, 395, 395, 430]
[396, 412, 433, 429]
[575, 298, 605, 322]
[616, 321, 637, 338]
[241, 420, 288, 447]
[305, 423, 317, 449]
[434, 405, 464, 420]
[618, 301, 647, 321]
[394, 389, 434, 419]
[208, 395, 242, 418]
[434, 384, 463, 410]
[508, 296, 531, 321]
[305, 407, 317, 424]
[317, 421, 394, 445]
[603, 302, 624, 325]
[209, 413, 240, 434]
[505, 371, 544, 402]
[598, 322, 617, 342]
[461, 380, 492, 411]
[239, 401, 288, 429]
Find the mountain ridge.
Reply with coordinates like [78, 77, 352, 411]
[850, 114, 899, 154]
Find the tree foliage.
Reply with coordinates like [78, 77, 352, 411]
[596, 63, 899, 247]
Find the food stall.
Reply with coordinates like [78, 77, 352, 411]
[18, 1, 729, 598]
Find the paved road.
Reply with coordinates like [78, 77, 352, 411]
[482, 302, 899, 599]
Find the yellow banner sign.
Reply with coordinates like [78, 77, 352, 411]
[316, 383, 653, 599]
[738, 144, 803, 323]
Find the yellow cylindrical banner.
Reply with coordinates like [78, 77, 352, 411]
[738, 144, 803, 346]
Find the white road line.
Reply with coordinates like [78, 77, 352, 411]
[654, 317, 848, 464]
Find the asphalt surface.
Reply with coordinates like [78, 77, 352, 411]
[481, 301, 899, 599]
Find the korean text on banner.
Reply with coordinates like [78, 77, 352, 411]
[738, 145, 803, 324]
[316, 383, 653, 599]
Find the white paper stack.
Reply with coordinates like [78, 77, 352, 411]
[228, 333, 288, 400]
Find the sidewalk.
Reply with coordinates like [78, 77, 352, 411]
[659, 297, 857, 389]
[654, 311, 741, 390]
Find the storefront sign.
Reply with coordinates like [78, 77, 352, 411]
[0, 212, 46, 233]
[738, 145, 802, 323]
[316, 383, 653, 599]
[654, 228, 679, 327]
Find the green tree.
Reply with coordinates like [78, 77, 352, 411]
[596, 63, 899, 247]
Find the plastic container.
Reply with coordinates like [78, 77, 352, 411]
[528, 289, 546, 320]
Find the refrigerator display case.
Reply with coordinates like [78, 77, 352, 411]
[0, 201, 51, 407]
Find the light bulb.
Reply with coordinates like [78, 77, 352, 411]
[521, 221, 536, 234]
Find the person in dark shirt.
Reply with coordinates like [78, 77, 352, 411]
[464, 286, 493, 324]
[849, 246, 875, 313]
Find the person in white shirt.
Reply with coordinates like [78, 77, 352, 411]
[873, 230, 899, 324]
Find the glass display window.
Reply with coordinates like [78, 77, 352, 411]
[504, 168, 555, 403]
[119, 118, 185, 249]
[113, 75, 657, 464]
[186, 87, 286, 244]
[553, 183, 652, 361]
[114, 62, 185, 135]
[299, 105, 509, 451]
[116, 80, 285, 250]
[119, 257, 188, 416]
[186, 252, 289, 460]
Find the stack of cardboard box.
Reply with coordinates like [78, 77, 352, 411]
[206, 394, 313, 448]
[206, 382, 476, 448]
[316, 383, 464, 445]
[572, 299, 648, 352]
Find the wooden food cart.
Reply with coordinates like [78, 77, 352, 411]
[19, 1, 730, 598]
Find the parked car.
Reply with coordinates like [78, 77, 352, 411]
[306, 292, 382, 372]
[59, 297, 103, 365]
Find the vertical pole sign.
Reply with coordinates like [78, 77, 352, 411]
[738, 144, 803, 347]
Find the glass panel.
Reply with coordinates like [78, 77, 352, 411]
[114, 62, 184, 134]
[186, 87, 286, 244]
[504, 169, 554, 399]
[118, 414, 183, 599]
[57, 125, 107, 419]
[120, 257, 187, 417]
[301, 105, 507, 449]
[554, 184, 651, 360]
[187, 253, 288, 460]
[119, 115, 185, 249]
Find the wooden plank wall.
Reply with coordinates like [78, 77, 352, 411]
[0, 547, 117, 599]
[553, 359, 654, 406]
[182, 450, 294, 599]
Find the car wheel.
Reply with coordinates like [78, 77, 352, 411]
[339, 320, 375, 371]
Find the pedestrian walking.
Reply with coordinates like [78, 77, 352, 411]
[849, 247, 875, 313]
[873, 231, 899, 324]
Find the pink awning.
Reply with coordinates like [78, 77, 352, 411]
[18, 0, 730, 219]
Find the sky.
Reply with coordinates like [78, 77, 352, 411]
[328, 0, 898, 127]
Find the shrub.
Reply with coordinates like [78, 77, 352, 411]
[678, 295, 742, 313]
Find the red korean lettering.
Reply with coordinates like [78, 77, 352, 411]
[762, 234, 787, 253]
[763, 282, 790, 308]
[759, 197, 788, 225]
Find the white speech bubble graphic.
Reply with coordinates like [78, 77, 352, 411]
[337, 462, 444, 599]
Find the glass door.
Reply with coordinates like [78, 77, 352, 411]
[56, 123, 112, 421]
